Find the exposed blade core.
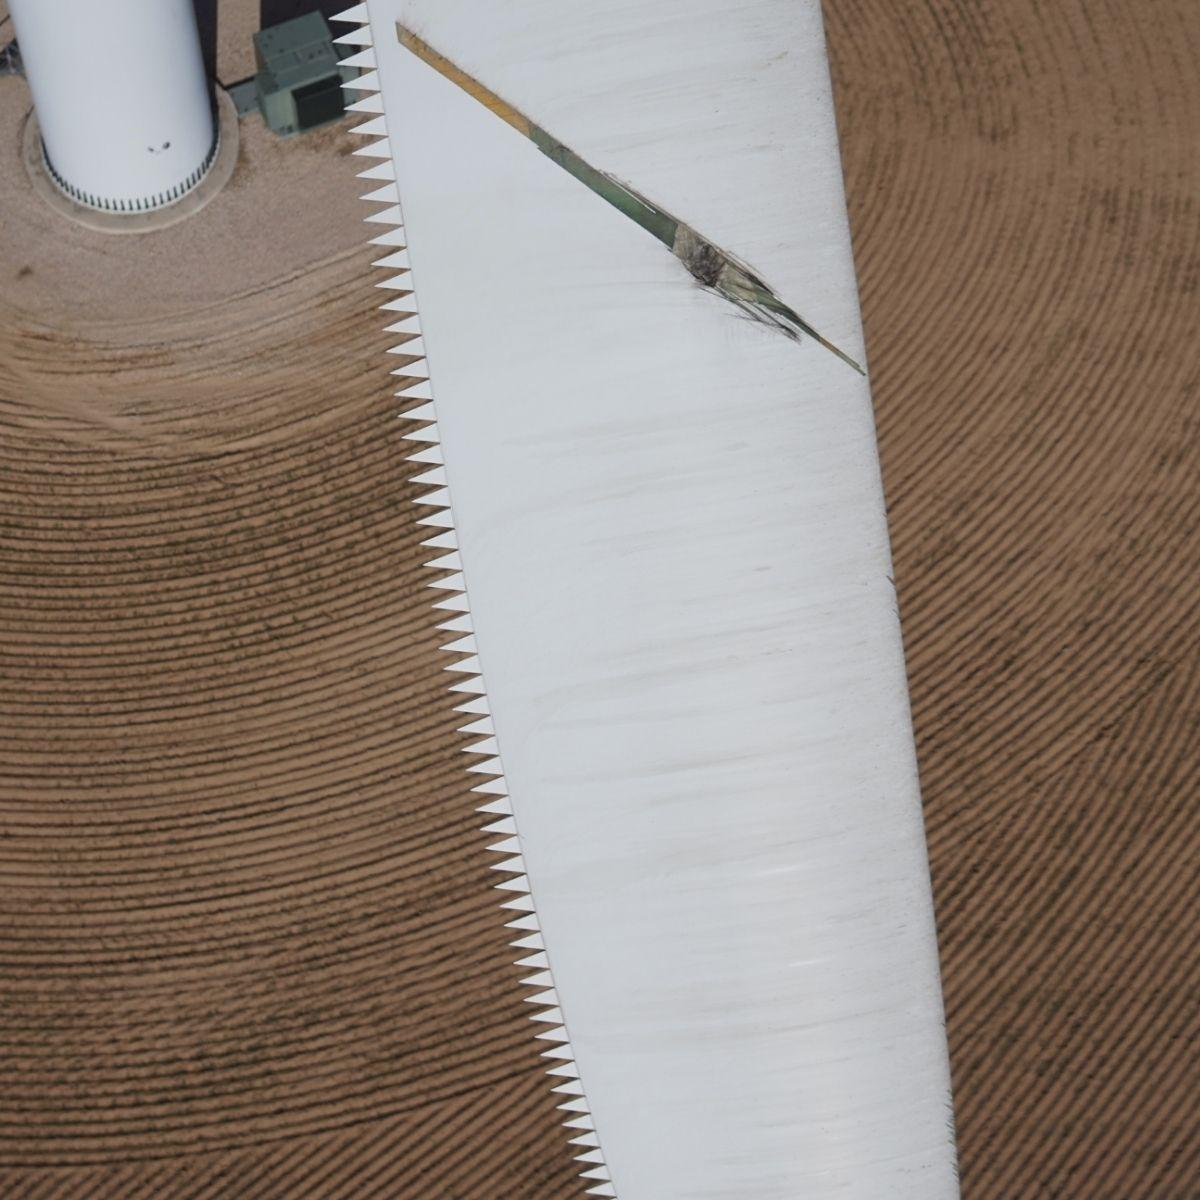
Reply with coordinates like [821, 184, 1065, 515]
[394, 22, 865, 374]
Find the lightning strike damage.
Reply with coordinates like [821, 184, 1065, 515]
[394, 23, 865, 374]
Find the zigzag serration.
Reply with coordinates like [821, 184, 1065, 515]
[332, 6, 614, 1194]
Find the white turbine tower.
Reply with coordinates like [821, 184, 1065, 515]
[8, 0, 217, 213]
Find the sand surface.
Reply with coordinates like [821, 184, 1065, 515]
[0, 60, 587, 1200]
[829, 2, 1200, 1196]
[0, 1, 1196, 1197]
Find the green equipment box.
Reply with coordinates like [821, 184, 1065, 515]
[254, 12, 354, 137]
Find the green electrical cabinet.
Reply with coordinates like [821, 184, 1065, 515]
[254, 12, 354, 137]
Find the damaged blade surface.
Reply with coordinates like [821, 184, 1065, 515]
[367, 1, 956, 1196]
[394, 23, 864, 374]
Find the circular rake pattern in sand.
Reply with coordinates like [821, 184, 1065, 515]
[826, 2, 1200, 1196]
[0, 2, 1198, 1197]
[0, 177, 591, 1200]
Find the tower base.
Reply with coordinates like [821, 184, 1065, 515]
[22, 88, 240, 236]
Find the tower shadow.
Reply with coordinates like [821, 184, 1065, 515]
[191, 0, 219, 81]
[259, 0, 349, 29]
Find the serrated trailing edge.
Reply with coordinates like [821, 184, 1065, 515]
[333, 7, 614, 1195]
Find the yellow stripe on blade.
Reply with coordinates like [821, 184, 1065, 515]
[395, 24, 533, 138]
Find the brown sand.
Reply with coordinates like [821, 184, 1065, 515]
[0, 1, 1197, 1197]
[0, 69, 587, 1200]
[829, 2, 1200, 1196]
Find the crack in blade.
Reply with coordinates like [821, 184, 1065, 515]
[394, 23, 864, 374]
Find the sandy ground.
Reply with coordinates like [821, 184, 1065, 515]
[0, 42, 588, 1200]
[828, 2, 1200, 1196]
[0, 1, 1197, 1198]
